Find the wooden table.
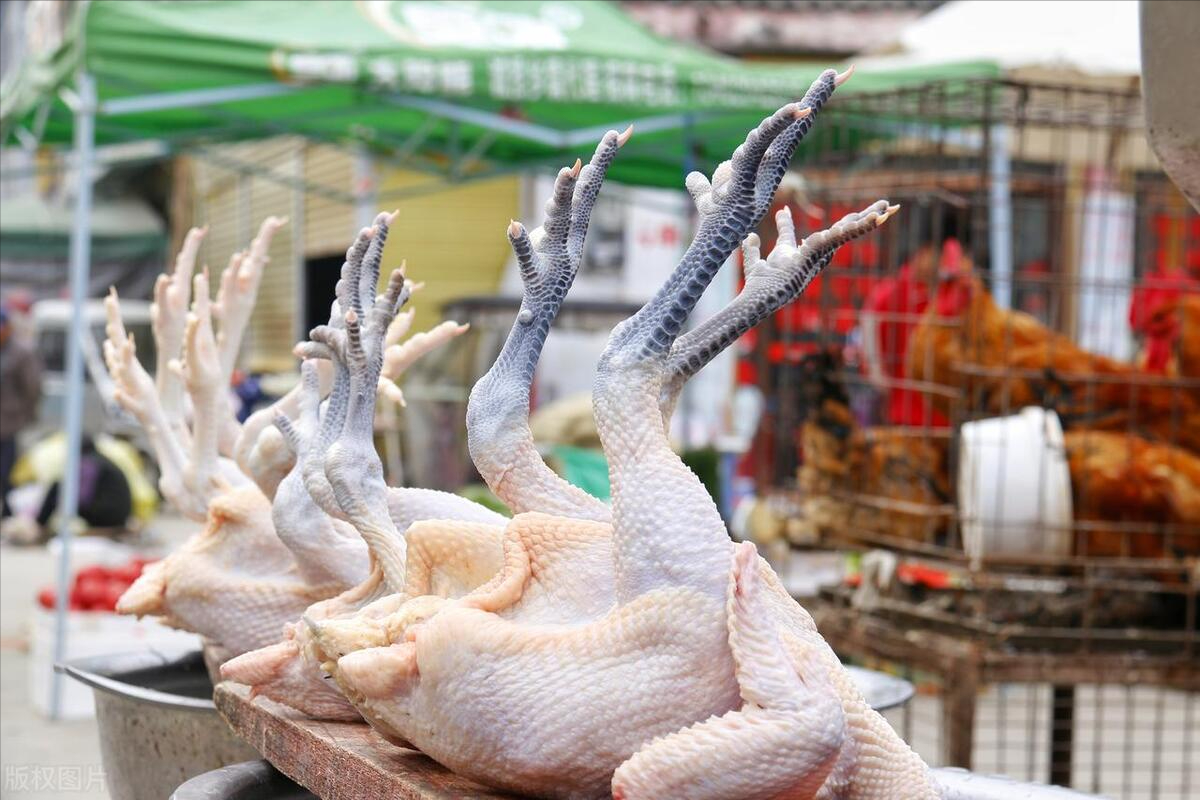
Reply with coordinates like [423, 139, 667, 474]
[214, 683, 517, 799]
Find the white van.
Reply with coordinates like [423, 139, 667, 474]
[30, 298, 154, 436]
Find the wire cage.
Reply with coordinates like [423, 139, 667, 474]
[746, 77, 1199, 798]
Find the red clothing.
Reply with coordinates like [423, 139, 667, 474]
[863, 239, 963, 428]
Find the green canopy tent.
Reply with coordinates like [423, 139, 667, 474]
[0, 194, 164, 263]
[0, 0, 997, 718]
[2, 0, 994, 186]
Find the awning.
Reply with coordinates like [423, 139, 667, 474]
[2, 0, 999, 188]
[0, 194, 165, 261]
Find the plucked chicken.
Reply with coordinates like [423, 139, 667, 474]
[107, 217, 475, 669]
[221, 128, 633, 718]
[290, 71, 940, 799]
[253, 68, 888, 717]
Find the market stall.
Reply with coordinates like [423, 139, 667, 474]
[1, 0, 998, 724]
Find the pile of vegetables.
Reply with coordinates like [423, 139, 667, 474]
[37, 560, 155, 612]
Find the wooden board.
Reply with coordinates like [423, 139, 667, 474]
[214, 683, 518, 799]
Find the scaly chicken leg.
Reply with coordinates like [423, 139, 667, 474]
[103, 288, 198, 518]
[170, 270, 254, 504]
[151, 225, 206, 451]
[660, 201, 896, 421]
[118, 281, 339, 659]
[221, 220, 500, 717]
[232, 360, 333, 501]
[466, 129, 629, 523]
[212, 216, 287, 454]
[312, 71, 933, 800]
[270, 360, 369, 588]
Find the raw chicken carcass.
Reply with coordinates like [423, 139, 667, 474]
[219, 140, 634, 715]
[111, 218, 380, 668]
[294, 82, 892, 694]
[270, 275, 474, 591]
[281, 135, 642, 683]
[220, 215, 507, 718]
[222, 301, 483, 719]
[116, 272, 340, 660]
[309, 71, 938, 799]
[116, 484, 337, 660]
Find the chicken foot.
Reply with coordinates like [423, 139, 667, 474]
[467, 129, 629, 523]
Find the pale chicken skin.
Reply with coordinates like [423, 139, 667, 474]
[305, 72, 940, 800]
[110, 221, 345, 661]
[220, 215, 505, 718]
[222, 124, 629, 717]
[117, 485, 340, 657]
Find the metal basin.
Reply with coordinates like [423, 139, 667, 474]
[59, 650, 258, 800]
[934, 768, 1103, 799]
[845, 664, 914, 711]
[171, 760, 314, 800]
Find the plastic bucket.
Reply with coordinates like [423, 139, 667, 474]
[958, 407, 1073, 560]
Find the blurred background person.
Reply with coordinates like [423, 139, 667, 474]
[860, 233, 964, 428]
[0, 304, 42, 517]
[33, 435, 133, 537]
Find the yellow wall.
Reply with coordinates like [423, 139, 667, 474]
[182, 138, 518, 371]
[377, 167, 519, 337]
[185, 137, 310, 372]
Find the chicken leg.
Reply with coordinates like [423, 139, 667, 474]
[318, 72, 937, 800]
[467, 128, 629, 523]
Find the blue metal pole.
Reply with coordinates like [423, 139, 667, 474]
[50, 71, 96, 720]
[988, 123, 1013, 309]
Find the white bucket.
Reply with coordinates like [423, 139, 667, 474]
[958, 407, 1074, 560]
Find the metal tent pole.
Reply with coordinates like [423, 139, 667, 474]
[50, 71, 96, 720]
[988, 122, 1013, 309]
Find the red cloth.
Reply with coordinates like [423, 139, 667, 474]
[862, 241, 962, 428]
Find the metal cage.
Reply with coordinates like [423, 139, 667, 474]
[749, 77, 1199, 798]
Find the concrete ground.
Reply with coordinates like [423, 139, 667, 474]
[2, 545, 108, 800]
[1, 517, 194, 800]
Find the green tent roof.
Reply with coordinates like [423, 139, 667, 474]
[2, 0, 998, 187]
[0, 194, 165, 261]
